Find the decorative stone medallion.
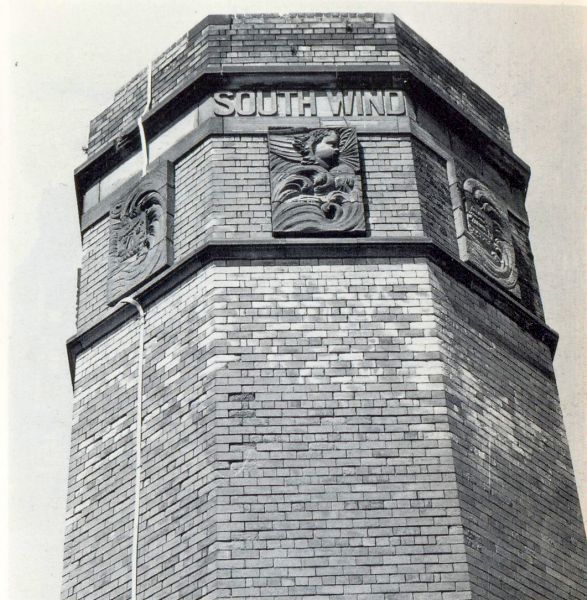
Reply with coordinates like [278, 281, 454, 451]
[268, 127, 365, 235]
[454, 178, 519, 293]
[107, 161, 174, 305]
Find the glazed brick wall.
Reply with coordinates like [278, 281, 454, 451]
[200, 258, 471, 600]
[67, 13, 584, 600]
[65, 264, 225, 600]
[136, 263, 225, 599]
[219, 13, 400, 66]
[173, 137, 221, 259]
[430, 264, 587, 600]
[77, 218, 109, 329]
[88, 70, 148, 157]
[86, 13, 509, 157]
[409, 138, 544, 318]
[361, 136, 421, 236]
[67, 257, 478, 599]
[509, 215, 544, 319]
[394, 19, 509, 148]
[77, 134, 422, 329]
[411, 139, 458, 257]
[174, 136, 272, 262]
[62, 318, 138, 600]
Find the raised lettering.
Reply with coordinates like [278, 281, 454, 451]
[213, 91, 236, 116]
[237, 91, 256, 116]
[297, 91, 317, 117]
[343, 92, 356, 116]
[363, 91, 385, 116]
[326, 91, 344, 116]
[385, 91, 405, 115]
[354, 92, 364, 116]
[279, 91, 295, 117]
[257, 91, 278, 116]
[213, 89, 406, 117]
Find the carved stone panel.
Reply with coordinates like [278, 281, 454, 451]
[453, 177, 519, 294]
[268, 127, 365, 235]
[107, 161, 174, 305]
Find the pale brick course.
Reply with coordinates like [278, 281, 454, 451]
[67, 259, 480, 599]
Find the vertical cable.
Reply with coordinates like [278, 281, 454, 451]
[138, 61, 153, 175]
[119, 297, 146, 600]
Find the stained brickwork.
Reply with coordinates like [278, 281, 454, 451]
[509, 216, 544, 319]
[77, 219, 109, 329]
[174, 136, 272, 260]
[412, 139, 458, 256]
[88, 70, 147, 158]
[62, 319, 138, 599]
[394, 19, 510, 148]
[67, 259, 478, 599]
[361, 136, 421, 236]
[203, 259, 471, 599]
[431, 264, 586, 599]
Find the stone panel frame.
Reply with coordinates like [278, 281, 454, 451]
[450, 172, 520, 296]
[268, 126, 366, 236]
[106, 160, 174, 305]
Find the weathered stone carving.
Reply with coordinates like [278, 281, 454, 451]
[268, 127, 365, 234]
[107, 162, 174, 305]
[455, 178, 518, 291]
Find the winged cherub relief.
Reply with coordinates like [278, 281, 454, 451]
[268, 127, 366, 234]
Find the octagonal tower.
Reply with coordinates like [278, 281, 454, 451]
[63, 14, 586, 600]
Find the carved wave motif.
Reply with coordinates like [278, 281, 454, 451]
[268, 127, 366, 235]
[108, 190, 167, 302]
[273, 193, 364, 233]
[475, 237, 517, 289]
[108, 240, 165, 300]
[462, 178, 518, 290]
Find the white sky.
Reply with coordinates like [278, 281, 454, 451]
[2, 2, 586, 599]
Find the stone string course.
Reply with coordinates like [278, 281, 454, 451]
[77, 134, 426, 329]
[77, 131, 540, 329]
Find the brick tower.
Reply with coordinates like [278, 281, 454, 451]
[63, 14, 586, 600]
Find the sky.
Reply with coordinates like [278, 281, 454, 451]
[2, 1, 586, 599]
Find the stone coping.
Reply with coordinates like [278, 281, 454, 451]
[65, 236, 558, 385]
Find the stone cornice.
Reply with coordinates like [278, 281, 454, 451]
[74, 64, 531, 223]
[66, 237, 558, 385]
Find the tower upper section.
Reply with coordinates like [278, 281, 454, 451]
[71, 12, 554, 362]
[84, 13, 511, 159]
